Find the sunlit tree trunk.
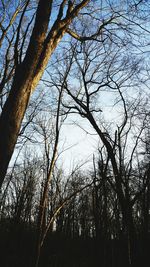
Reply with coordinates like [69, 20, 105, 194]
[0, 0, 90, 189]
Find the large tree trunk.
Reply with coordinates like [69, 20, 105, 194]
[0, 0, 52, 188]
[0, 0, 90, 189]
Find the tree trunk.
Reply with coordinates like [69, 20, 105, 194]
[0, 0, 52, 188]
[122, 203, 137, 267]
[0, 0, 90, 188]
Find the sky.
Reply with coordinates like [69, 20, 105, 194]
[59, 115, 99, 173]
[58, 91, 125, 173]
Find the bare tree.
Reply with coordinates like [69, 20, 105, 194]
[0, 0, 106, 188]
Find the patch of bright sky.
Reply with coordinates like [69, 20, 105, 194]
[59, 115, 99, 173]
[58, 90, 124, 173]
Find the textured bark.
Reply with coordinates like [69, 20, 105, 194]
[0, 0, 90, 189]
[0, 0, 52, 188]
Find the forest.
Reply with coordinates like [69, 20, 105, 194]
[0, 0, 150, 266]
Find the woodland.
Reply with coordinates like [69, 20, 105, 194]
[0, 0, 150, 267]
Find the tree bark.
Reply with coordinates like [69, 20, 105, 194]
[0, 0, 90, 189]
